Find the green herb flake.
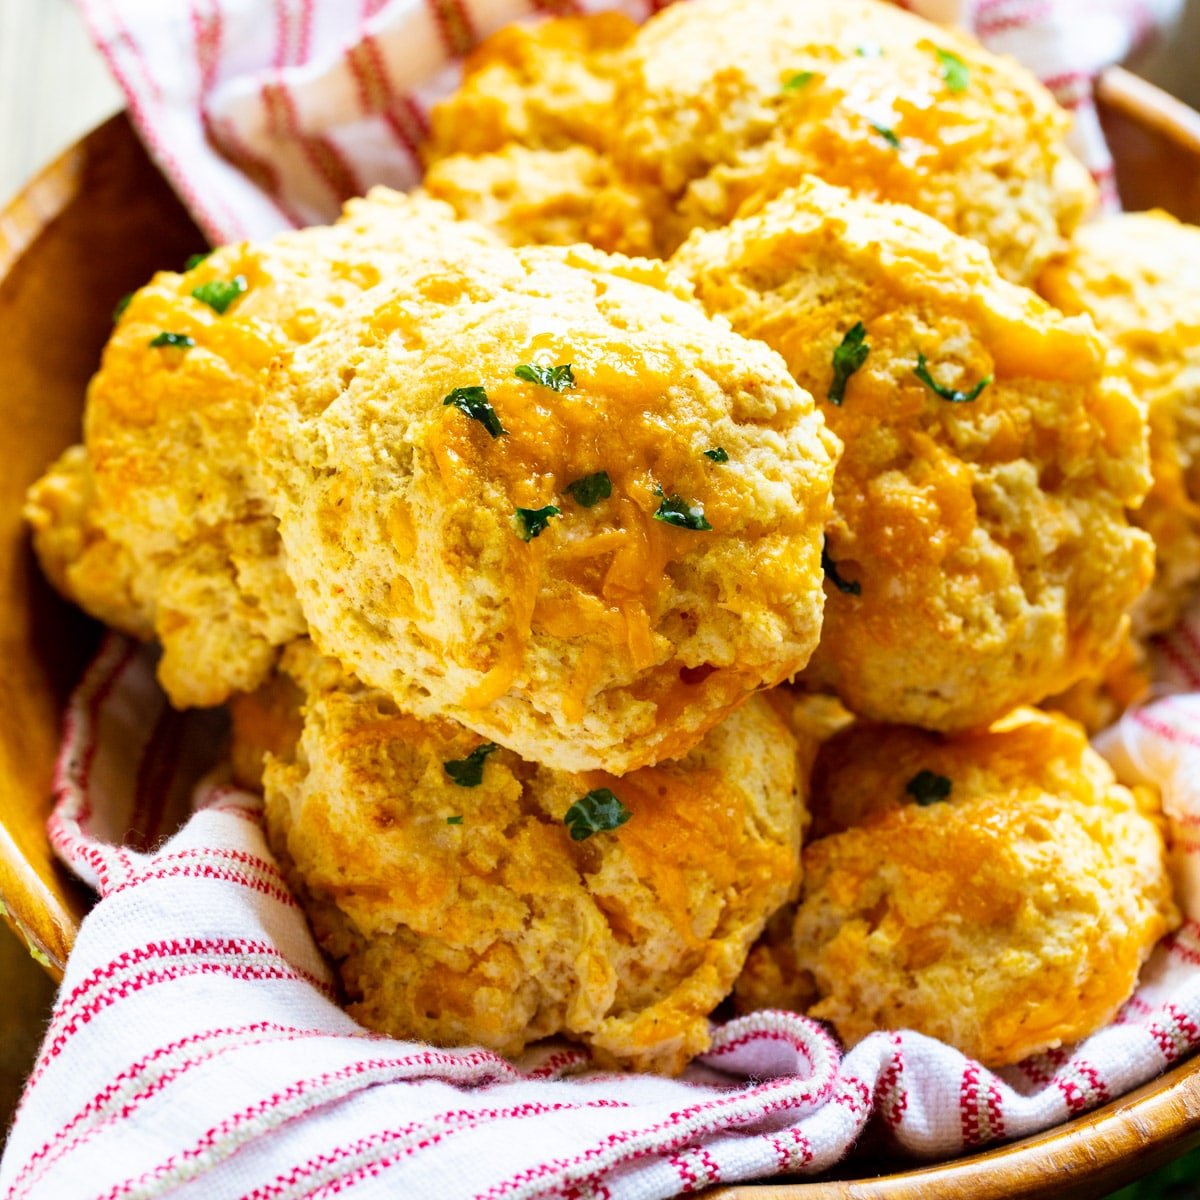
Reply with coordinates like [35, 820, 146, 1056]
[783, 70, 814, 93]
[443, 743, 499, 787]
[112, 292, 133, 323]
[914, 353, 992, 404]
[191, 275, 248, 314]
[514, 504, 561, 541]
[856, 43, 884, 57]
[653, 493, 712, 532]
[828, 322, 870, 406]
[443, 385, 506, 438]
[936, 48, 970, 93]
[870, 121, 901, 148]
[515, 363, 575, 393]
[821, 536, 861, 596]
[564, 788, 632, 841]
[906, 769, 952, 806]
[184, 251, 213, 271]
[703, 447, 729, 463]
[149, 332, 196, 350]
[565, 471, 612, 507]
[446, 815, 464, 825]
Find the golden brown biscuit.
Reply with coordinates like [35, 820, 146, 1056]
[424, 1, 1093, 281]
[422, 14, 658, 254]
[421, 145, 658, 256]
[25, 190, 499, 707]
[24, 444, 156, 639]
[1041, 211, 1200, 638]
[246, 642, 807, 1074]
[426, 12, 638, 159]
[672, 178, 1153, 731]
[736, 708, 1178, 1066]
[609, 0, 1094, 279]
[255, 239, 839, 773]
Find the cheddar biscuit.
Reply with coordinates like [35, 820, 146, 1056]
[25, 191, 499, 707]
[1041, 211, 1200, 638]
[245, 643, 807, 1074]
[737, 708, 1177, 1066]
[672, 178, 1152, 731]
[255, 240, 839, 773]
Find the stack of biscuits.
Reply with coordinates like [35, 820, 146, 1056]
[27, 0, 1198, 1073]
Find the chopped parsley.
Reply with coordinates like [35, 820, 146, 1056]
[856, 43, 884, 58]
[514, 362, 575, 393]
[112, 292, 133, 322]
[514, 504, 561, 541]
[653, 492, 712, 531]
[821, 536, 861, 596]
[704, 447, 729, 463]
[914, 353, 992, 404]
[828, 322, 870, 406]
[191, 275, 248, 314]
[564, 788, 631, 841]
[783, 71, 814, 92]
[565, 471, 612, 507]
[870, 121, 901, 148]
[443, 743, 498, 787]
[906, 769, 952, 806]
[446, 815, 464, 825]
[936, 48, 970, 93]
[149, 332, 195, 350]
[184, 251, 213, 271]
[443, 385, 506, 438]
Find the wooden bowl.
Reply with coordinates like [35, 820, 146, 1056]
[1, 69, 1199, 1197]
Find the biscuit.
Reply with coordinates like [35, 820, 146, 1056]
[246, 643, 807, 1074]
[737, 708, 1178, 1066]
[672, 178, 1153, 731]
[25, 191, 499, 706]
[1041, 211, 1200, 638]
[256, 239, 839, 772]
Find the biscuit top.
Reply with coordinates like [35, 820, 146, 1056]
[610, 0, 1094, 277]
[673, 177, 1151, 730]
[256, 643, 805, 1072]
[257, 238, 838, 771]
[794, 706, 1178, 1064]
[427, 11, 638, 157]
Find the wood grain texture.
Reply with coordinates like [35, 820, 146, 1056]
[1, 78, 1199, 1200]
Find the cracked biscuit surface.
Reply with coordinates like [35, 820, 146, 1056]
[735, 707, 1178, 1066]
[239, 643, 807, 1074]
[255, 238, 838, 773]
[25, 190, 497, 707]
[672, 178, 1153, 731]
[424, 0, 1094, 281]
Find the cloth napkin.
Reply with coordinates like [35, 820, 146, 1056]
[74, 0, 1181, 247]
[3, 628, 1200, 1200]
[2, 0, 1193, 1195]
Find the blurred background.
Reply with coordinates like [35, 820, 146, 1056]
[1, 0, 1199, 1192]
